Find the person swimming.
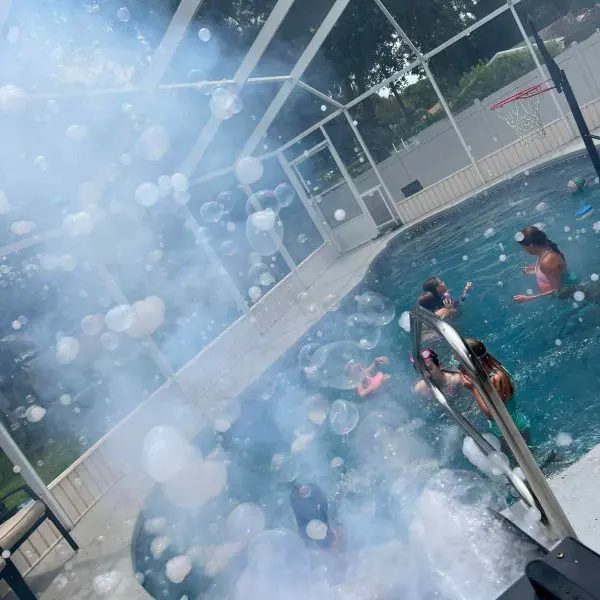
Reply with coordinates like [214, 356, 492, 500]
[290, 483, 341, 552]
[411, 348, 462, 397]
[356, 356, 391, 398]
[514, 225, 578, 304]
[419, 277, 472, 319]
[459, 338, 531, 449]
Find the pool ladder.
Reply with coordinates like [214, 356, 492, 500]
[410, 305, 576, 547]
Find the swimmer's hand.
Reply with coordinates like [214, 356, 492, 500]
[522, 265, 535, 275]
[463, 281, 473, 294]
[443, 298, 453, 310]
[460, 372, 474, 390]
[374, 356, 389, 366]
[513, 294, 536, 304]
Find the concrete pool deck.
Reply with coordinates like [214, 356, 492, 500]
[7, 135, 600, 600]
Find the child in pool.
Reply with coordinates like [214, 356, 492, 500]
[356, 356, 391, 398]
[419, 277, 472, 319]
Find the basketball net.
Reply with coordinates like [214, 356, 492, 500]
[490, 82, 554, 146]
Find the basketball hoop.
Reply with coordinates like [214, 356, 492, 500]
[490, 82, 555, 146]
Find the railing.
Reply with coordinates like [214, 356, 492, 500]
[410, 305, 576, 544]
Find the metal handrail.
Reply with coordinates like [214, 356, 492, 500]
[410, 305, 576, 542]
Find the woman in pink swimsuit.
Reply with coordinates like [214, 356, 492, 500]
[356, 356, 391, 398]
[514, 226, 576, 304]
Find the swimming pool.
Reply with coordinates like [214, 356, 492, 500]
[133, 151, 600, 599]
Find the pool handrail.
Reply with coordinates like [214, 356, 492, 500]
[410, 305, 576, 543]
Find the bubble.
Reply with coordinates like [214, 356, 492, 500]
[126, 296, 165, 339]
[105, 305, 136, 333]
[306, 519, 328, 541]
[592, 273, 599, 281]
[200, 201, 224, 224]
[555, 339, 563, 347]
[165, 556, 192, 584]
[135, 182, 160, 207]
[310, 341, 366, 390]
[298, 343, 323, 375]
[210, 87, 242, 120]
[66, 124, 88, 141]
[499, 254, 507, 262]
[11, 320, 22, 331]
[59, 394, 72, 406]
[497, 281, 504, 287]
[334, 209, 346, 222]
[227, 503, 266, 542]
[330, 456, 344, 469]
[198, 27, 211, 42]
[11, 221, 36, 236]
[246, 190, 279, 215]
[574, 290, 585, 302]
[556, 432, 573, 447]
[565, 225, 572, 233]
[297, 233, 308, 244]
[220, 240, 238, 256]
[398, 311, 411, 333]
[462, 255, 468, 261]
[246, 214, 284, 256]
[514, 231, 524, 242]
[535, 202, 548, 212]
[217, 191, 236, 214]
[248, 286, 262, 303]
[63, 212, 93, 236]
[306, 394, 329, 425]
[483, 227, 495, 238]
[275, 183, 295, 208]
[116, 6, 131, 22]
[93, 571, 121, 596]
[134, 125, 170, 161]
[25, 405, 46, 423]
[346, 314, 381, 350]
[100, 332, 119, 351]
[171, 173, 189, 192]
[0, 84, 27, 112]
[329, 399, 359, 435]
[56, 337, 80, 364]
[322, 293, 340, 312]
[157, 175, 171, 195]
[12, 466, 21, 474]
[142, 426, 193, 483]
[356, 291, 395, 326]
[235, 156, 264, 185]
[208, 399, 241, 433]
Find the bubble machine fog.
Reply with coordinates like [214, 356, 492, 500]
[0, 2, 545, 600]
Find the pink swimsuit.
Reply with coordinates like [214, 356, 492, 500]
[535, 251, 555, 293]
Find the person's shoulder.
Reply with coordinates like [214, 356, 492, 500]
[413, 380, 427, 394]
[541, 252, 564, 268]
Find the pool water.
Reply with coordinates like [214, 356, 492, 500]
[133, 153, 600, 599]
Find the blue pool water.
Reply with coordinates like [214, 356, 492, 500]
[133, 152, 600, 599]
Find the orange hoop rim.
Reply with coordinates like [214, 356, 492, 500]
[489, 82, 555, 111]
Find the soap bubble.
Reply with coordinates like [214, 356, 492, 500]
[210, 87, 242, 120]
[116, 6, 131, 22]
[320, 105, 327, 112]
[306, 520, 328, 541]
[208, 399, 241, 433]
[142, 426, 193, 483]
[157, 175, 171, 195]
[275, 183, 295, 208]
[0, 191, 10, 214]
[59, 394, 72, 406]
[462, 255, 468, 261]
[198, 27, 211, 42]
[56, 337, 80, 364]
[356, 291, 395, 326]
[250, 209, 277, 232]
[25, 405, 46, 423]
[135, 182, 160, 207]
[93, 571, 121, 596]
[64, 212, 94, 236]
[555, 339, 563, 347]
[535, 202, 548, 212]
[200, 201, 224, 224]
[126, 296, 165, 338]
[248, 286, 262, 303]
[246, 190, 279, 215]
[483, 227, 495, 238]
[334, 209, 346, 222]
[217, 191, 236, 214]
[322, 293, 340, 312]
[499, 254, 507, 262]
[100, 332, 119, 351]
[398, 311, 411, 333]
[346, 314, 381, 350]
[306, 394, 329, 425]
[66, 124, 88, 141]
[105, 305, 136, 332]
[227, 503, 266, 542]
[310, 341, 365, 390]
[329, 399, 359, 435]
[556, 432, 573, 447]
[514, 231, 524, 242]
[248, 262, 270, 285]
[592, 273, 599, 282]
[0, 84, 28, 112]
[173, 190, 190, 205]
[297, 233, 308, 244]
[11, 221, 36, 236]
[246, 214, 284, 256]
[574, 290, 585, 302]
[171, 173, 189, 192]
[165, 555, 192, 584]
[134, 125, 170, 161]
[235, 156, 264, 185]
[220, 240, 238, 256]
[298, 343, 324, 375]
[462, 435, 509, 479]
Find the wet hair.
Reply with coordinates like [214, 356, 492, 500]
[519, 226, 564, 259]
[418, 291, 438, 312]
[464, 338, 514, 397]
[290, 483, 334, 549]
[422, 277, 441, 295]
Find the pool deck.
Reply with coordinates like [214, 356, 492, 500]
[8, 135, 600, 600]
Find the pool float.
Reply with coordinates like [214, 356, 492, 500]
[568, 177, 587, 193]
[357, 371, 386, 397]
[575, 204, 594, 220]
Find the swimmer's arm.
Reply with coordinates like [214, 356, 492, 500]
[470, 386, 492, 419]
[413, 380, 429, 396]
[356, 385, 369, 399]
[541, 254, 565, 292]
[513, 290, 557, 303]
